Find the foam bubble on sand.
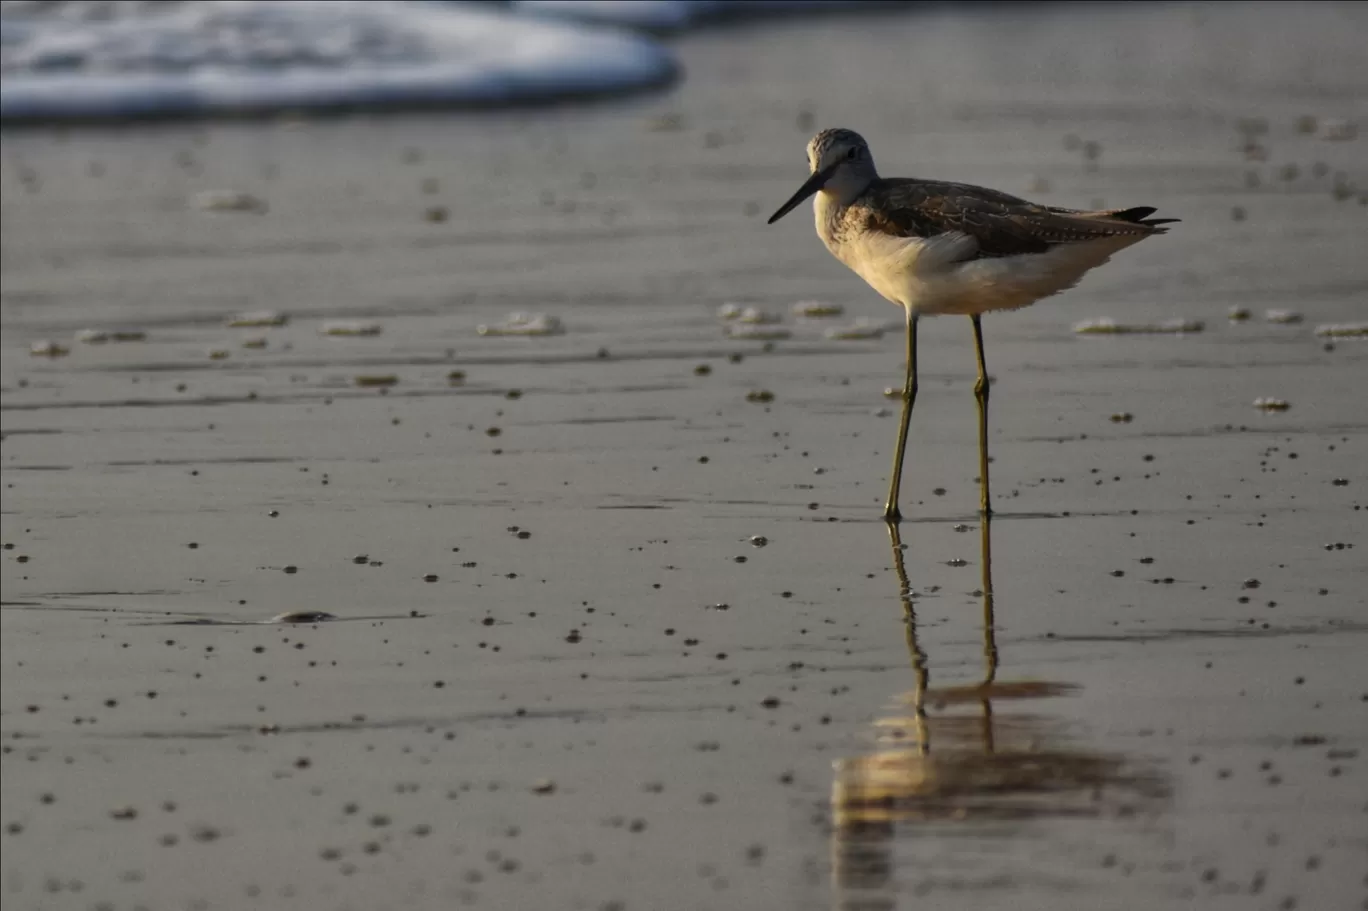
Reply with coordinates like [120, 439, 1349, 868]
[716, 304, 782, 325]
[193, 190, 268, 214]
[29, 339, 69, 357]
[734, 306, 783, 325]
[1314, 322, 1368, 338]
[321, 320, 383, 337]
[0, 0, 676, 122]
[226, 310, 289, 328]
[75, 328, 147, 344]
[477, 313, 565, 337]
[1073, 318, 1205, 335]
[792, 300, 844, 318]
[725, 324, 790, 341]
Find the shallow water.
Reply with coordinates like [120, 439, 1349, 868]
[2, 3, 1366, 910]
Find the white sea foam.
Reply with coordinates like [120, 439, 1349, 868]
[514, 0, 906, 31]
[0, 0, 677, 122]
[0, 1, 912, 122]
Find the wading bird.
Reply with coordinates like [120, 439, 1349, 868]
[767, 128, 1176, 522]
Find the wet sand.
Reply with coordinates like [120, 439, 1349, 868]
[3, 3, 1366, 910]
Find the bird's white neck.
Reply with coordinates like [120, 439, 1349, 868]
[813, 190, 847, 253]
[811, 161, 875, 254]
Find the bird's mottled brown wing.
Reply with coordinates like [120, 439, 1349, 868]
[858, 178, 1169, 260]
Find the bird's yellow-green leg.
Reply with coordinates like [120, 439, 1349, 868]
[971, 315, 992, 519]
[883, 310, 919, 523]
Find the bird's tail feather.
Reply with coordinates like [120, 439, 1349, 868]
[1107, 206, 1180, 228]
[1047, 204, 1179, 230]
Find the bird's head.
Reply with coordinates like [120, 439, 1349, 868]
[768, 128, 875, 224]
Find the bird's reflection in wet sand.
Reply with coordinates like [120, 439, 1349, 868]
[829, 514, 1169, 909]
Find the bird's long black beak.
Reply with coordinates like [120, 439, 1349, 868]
[767, 164, 836, 225]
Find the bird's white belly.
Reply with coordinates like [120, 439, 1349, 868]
[831, 228, 1145, 316]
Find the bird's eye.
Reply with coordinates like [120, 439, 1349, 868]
[847, 147, 859, 160]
